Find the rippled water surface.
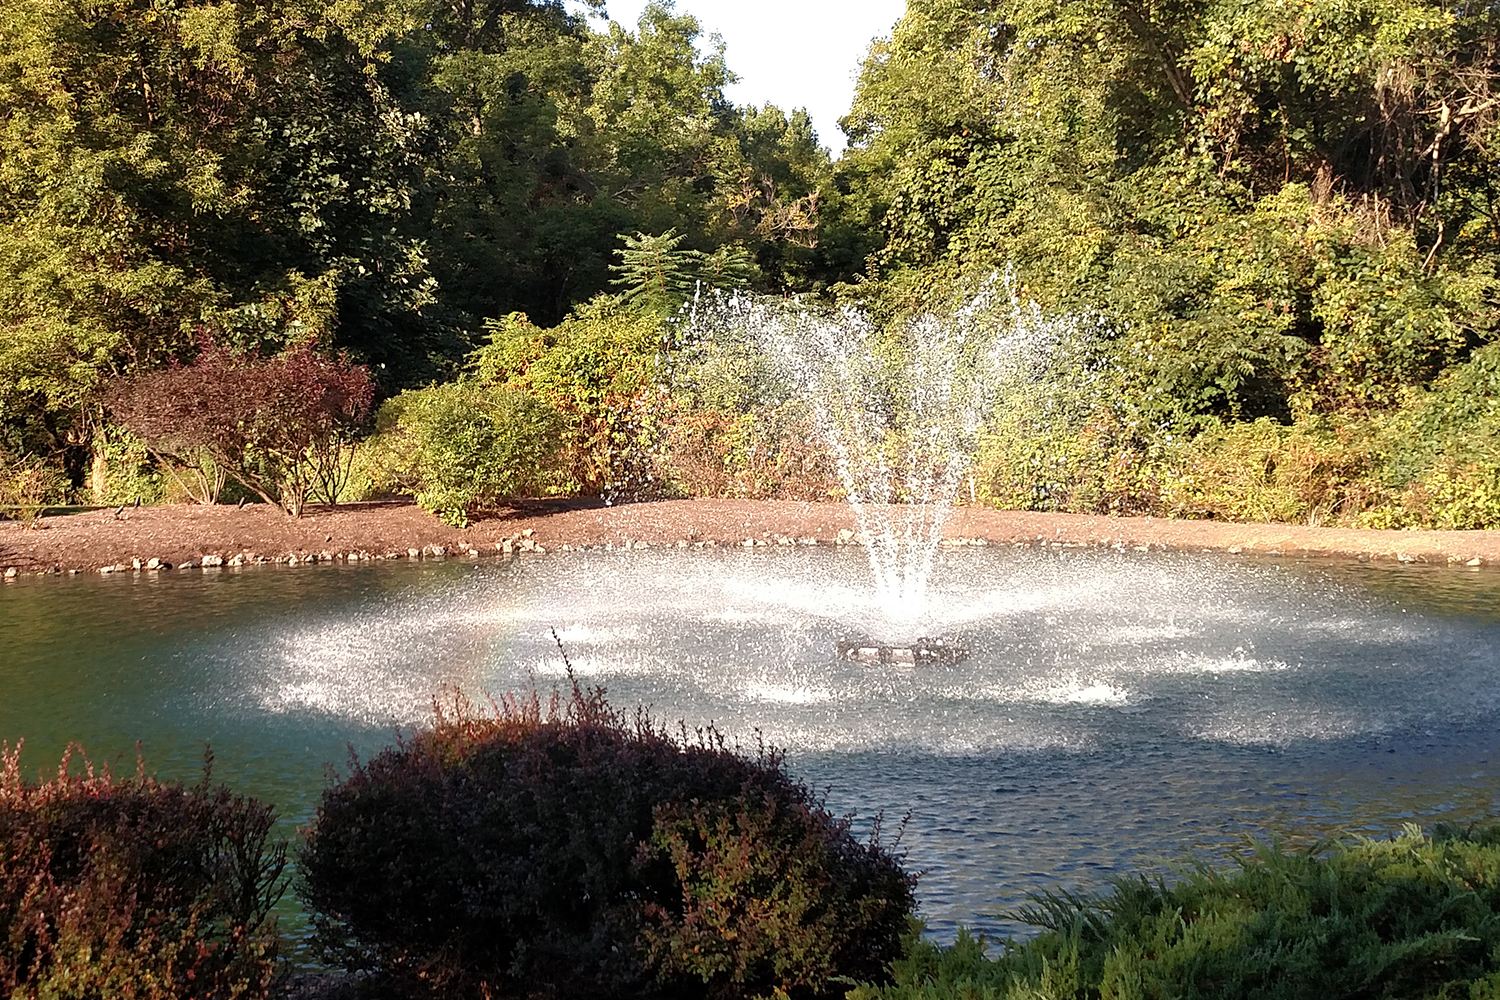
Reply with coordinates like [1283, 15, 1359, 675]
[2, 546, 1499, 941]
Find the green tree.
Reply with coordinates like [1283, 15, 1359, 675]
[842, 0, 1499, 419]
[0, 0, 441, 477]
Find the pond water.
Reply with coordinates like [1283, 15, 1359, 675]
[2, 546, 1499, 946]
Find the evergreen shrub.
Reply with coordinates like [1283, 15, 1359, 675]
[298, 685, 914, 999]
[0, 744, 287, 999]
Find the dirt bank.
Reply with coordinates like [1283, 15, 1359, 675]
[1, 499, 1495, 578]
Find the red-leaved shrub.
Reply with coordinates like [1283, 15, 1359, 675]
[298, 684, 914, 999]
[0, 744, 287, 999]
[106, 339, 374, 515]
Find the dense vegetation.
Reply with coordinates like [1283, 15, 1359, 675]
[1, 0, 1496, 526]
[850, 824, 1500, 1000]
[13, 731, 1500, 999]
[299, 685, 915, 999]
[0, 745, 286, 998]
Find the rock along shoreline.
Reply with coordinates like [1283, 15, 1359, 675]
[0, 498, 1496, 580]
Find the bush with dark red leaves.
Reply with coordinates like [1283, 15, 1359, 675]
[0, 744, 287, 1000]
[298, 685, 914, 1000]
[106, 338, 374, 515]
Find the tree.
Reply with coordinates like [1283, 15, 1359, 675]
[841, 0, 1499, 419]
[0, 0, 441, 483]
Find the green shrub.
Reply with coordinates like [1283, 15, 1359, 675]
[1164, 417, 1377, 525]
[88, 425, 166, 506]
[298, 686, 914, 999]
[0, 454, 70, 524]
[373, 382, 565, 526]
[0, 744, 287, 999]
[851, 824, 1500, 1000]
[1359, 342, 1500, 529]
[471, 300, 665, 498]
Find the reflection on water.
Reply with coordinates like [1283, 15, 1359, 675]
[1, 547, 1498, 942]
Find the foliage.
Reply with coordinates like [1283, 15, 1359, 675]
[0, 453, 69, 525]
[372, 381, 564, 525]
[471, 301, 666, 497]
[842, 0, 1500, 444]
[106, 341, 374, 516]
[849, 823, 1500, 1000]
[87, 425, 166, 507]
[0, 0, 441, 462]
[612, 230, 709, 311]
[297, 684, 914, 1000]
[611, 230, 759, 312]
[10, 0, 1500, 528]
[0, 743, 286, 1000]
[1164, 418, 1378, 525]
[660, 402, 843, 501]
[644, 793, 911, 998]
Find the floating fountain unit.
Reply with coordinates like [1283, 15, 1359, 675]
[836, 636, 969, 666]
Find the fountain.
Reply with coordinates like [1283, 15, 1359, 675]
[683, 275, 1092, 654]
[3, 283, 1499, 947]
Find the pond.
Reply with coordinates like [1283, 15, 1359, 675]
[3, 546, 1499, 946]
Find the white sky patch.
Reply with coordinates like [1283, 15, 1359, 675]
[572, 0, 908, 153]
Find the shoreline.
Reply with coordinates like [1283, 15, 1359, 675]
[1, 498, 1495, 579]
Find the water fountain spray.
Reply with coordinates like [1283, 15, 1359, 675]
[686, 273, 1088, 631]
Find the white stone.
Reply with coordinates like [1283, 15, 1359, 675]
[201, 554, 224, 567]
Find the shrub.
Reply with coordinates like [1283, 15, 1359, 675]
[849, 824, 1500, 1000]
[372, 382, 565, 525]
[0, 743, 287, 999]
[0, 454, 69, 524]
[105, 339, 374, 516]
[1357, 342, 1500, 530]
[660, 402, 842, 501]
[88, 425, 166, 506]
[1163, 417, 1376, 525]
[298, 685, 914, 999]
[471, 301, 665, 498]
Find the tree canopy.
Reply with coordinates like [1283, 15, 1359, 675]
[3, 0, 1498, 527]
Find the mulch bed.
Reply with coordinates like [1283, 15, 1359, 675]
[1, 498, 1496, 579]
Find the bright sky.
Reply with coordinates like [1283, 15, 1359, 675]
[571, 0, 909, 153]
